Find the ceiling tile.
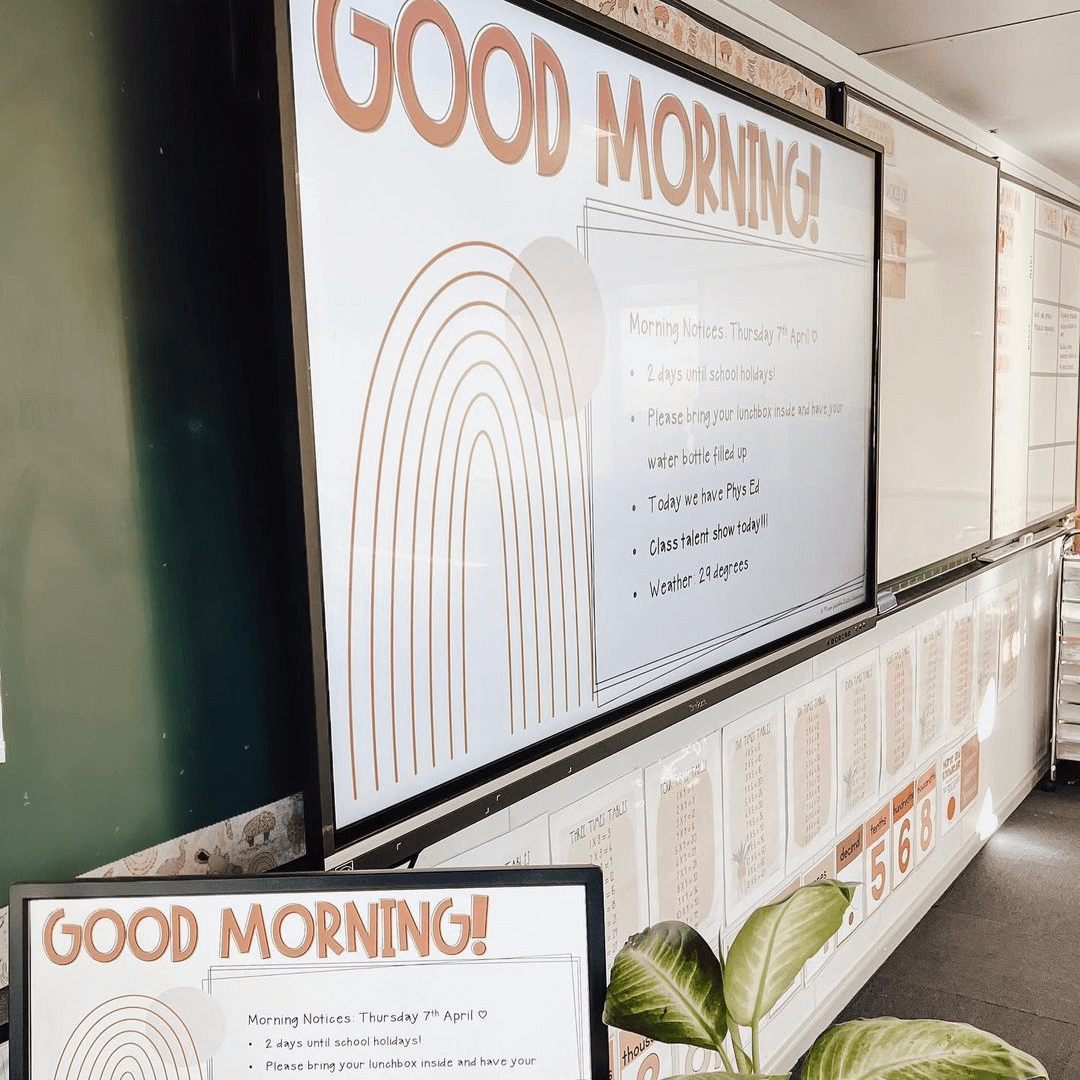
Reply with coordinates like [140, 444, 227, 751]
[869, 13, 1080, 186]
[765, 0, 1077, 55]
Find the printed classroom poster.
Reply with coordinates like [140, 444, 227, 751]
[785, 675, 838, 869]
[999, 578, 1024, 702]
[20, 881, 596, 1080]
[974, 588, 1002, 735]
[915, 612, 948, 761]
[722, 701, 787, 920]
[880, 631, 916, 785]
[285, 0, 876, 831]
[549, 772, 648, 969]
[438, 816, 552, 869]
[948, 602, 976, 735]
[835, 650, 881, 830]
[645, 734, 724, 933]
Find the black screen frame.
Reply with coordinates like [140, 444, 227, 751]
[274, 0, 884, 865]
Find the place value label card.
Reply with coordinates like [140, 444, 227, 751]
[16, 874, 600, 1080]
[835, 824, 866, 944]
[645, 734, 724, 933]
[722, 700, 787, 920]
[914, 764, 938, 867]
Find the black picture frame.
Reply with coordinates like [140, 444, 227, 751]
[274, 0, 884, 867]
[10, 866, 608, 1079]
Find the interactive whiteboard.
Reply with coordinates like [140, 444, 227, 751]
[845, 90, 999, 584]
[280, 0, 877, 846]
[992, 176, 1080, 537]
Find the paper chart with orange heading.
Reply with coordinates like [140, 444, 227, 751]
[286, 0, 876, 830]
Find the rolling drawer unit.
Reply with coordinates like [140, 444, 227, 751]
[1054, 550, 1080, 774]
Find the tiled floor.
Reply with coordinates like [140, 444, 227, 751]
[801, 779, 1080, 1078]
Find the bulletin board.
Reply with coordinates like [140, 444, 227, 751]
[841, 87, 1000, 585]
[277, 0, 881, 863]
[992, 174, 1080, 538]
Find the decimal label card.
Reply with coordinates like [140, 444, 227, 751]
[864, 802, 891, 917]
[880, 631, 915, 785]
[999, 578, 1023, 702]
[940, 743, 964, 835]
[960, 735, 981, 813]
[835, 824, 866, 943]
[722, 701, 787, 920]
[948, 602, 976, 734]
[439, 816, 552, 868]
[802, 851, 838, 980]
[915, 764, 938, 866]
[645, 734, 724, 932]
[916, 613, 948, 761]
[835, 651, 881, 830]
[975, 589, 1002, 730]
[549, 772, 648, 969]
[890, 782, 916, 890]
[785, 675, 837, 870]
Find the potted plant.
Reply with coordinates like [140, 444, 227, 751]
[604, 881, 1047, 1079]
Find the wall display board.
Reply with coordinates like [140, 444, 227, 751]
[993, 177, 1080, 537]
[10, 869, 607, 1080]
[843, 89, 998, 584]
[278, 0, 879, 858]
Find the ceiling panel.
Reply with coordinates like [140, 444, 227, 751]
[870, 14, 1080, 185]
[765, 0, 1077, 55]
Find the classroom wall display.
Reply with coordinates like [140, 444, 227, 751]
[879, 630, 915, 786]
[915, 612, 948, 762]
[784, 675, 837, 869]
[278, 0, 879, 855]
[834, 650, 882, 832]
[947, 602, 976, 737]
[9, 869, 608, 1080]
[993, 177, 1080, 537]
[843, 89, 998, 584]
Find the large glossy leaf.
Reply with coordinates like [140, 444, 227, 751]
[803, 1018, 1048, 1080]
[724, 881, 854, 1026]
[604, 921, 728, 1050]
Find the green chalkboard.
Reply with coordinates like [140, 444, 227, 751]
[0, 0, 313, 914]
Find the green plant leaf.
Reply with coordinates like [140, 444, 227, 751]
[668, 1073, 788, 1079]
[603, 921, 728, 1050]
[803, 1018, 1048, 1080]
[724, 881, 854, 1026]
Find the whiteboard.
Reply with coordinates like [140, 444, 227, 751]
[282, 0, 877, 842]
[845, 92, 999, 584]
[992, 176, 1080, 537]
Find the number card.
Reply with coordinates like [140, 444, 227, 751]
[835, 651, 882, 831]
[940, 743, 964, 835]
[915, 612, 948, 761]
[722, 701, 787, 920]
[645, 735, 724, 934]
[10, 869, 608, 1080]
[960, 734, 981, 813]
[914, 763, 938, 866]
[784, 675, 837, 871]
[671, 1045, 727, 1077]
[864, 802, 891, 916]
[879, 631, 916, 785]
[802, 851, 838, 980]
[947, 602, 976, 734]
[999, 578, 1023, 702]
[890, 782, 916, 889]
[835, 824, 866, 944]
[550, 771, 648, 972]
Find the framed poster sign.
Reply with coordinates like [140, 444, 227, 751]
[10, 868, 606, 1079]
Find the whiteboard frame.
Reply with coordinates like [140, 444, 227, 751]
[991, 171, 1080, 545]
[275, 0, 884, 866]
[838, 84, 1002, 590]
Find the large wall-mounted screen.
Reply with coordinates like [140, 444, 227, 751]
[278, 0, 878, 849]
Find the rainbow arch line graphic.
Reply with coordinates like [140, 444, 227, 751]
[346, 241, 594, 796]
[52, 995, 203, 1080]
